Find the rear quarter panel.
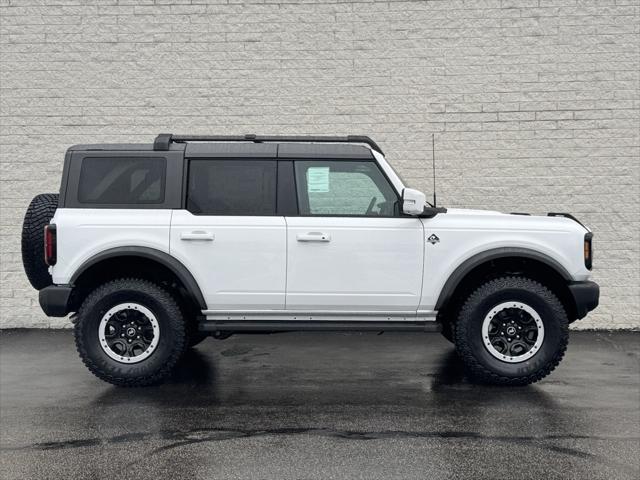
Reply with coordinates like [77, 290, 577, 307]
[50, 209, 172, 284]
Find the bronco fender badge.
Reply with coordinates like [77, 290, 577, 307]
[428, 234, 440, 245]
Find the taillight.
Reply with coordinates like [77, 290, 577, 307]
[584, 232, 593, 270]
[44, 224, 57, 266]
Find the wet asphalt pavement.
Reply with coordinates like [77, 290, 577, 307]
[0, 329, 638, 480]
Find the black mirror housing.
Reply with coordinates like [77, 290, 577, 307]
[419, 206, 447, 218]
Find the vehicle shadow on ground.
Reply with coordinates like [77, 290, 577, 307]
[93, 342, 561, 414]
[91, 345, 590, 457]
[93, 348, 221, 407]
[429, 349, 563, 413]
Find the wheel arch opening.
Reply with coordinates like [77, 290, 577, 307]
[436, 254, 577, 328]
[69, 249, 206, 316]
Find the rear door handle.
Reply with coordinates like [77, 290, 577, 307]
[296, 232, 331, 242]
[180, 231, 214, 241]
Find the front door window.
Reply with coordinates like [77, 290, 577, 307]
[294, 161, 399, 217]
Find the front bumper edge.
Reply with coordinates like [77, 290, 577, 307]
[568, 280, 599, 320]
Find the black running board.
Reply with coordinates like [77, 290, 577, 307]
[199, 321, 441, 333]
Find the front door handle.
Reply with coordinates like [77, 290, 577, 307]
[296, 232, 331, 242]
[181, 231, 214, 241]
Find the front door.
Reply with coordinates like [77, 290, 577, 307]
[170, 159, 286, 311]
[285, 160, 424, 313]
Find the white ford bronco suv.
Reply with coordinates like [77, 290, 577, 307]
[22, 134, 599, 387]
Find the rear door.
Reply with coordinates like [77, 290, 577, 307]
[170, 158, 286, 311]
[285, 159, 424, 313]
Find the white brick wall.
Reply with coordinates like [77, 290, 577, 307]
[1, 0, 638, 329]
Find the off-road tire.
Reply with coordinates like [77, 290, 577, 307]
[454, 276, 569, 386]
[74, 278, 186, 386]
[21, 193, 59, 290]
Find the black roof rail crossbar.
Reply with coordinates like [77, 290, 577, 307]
[153, 133, 384, 155]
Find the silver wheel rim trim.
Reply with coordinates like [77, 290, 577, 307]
[481, 301, 544, 363]
[98, 303, 160, 364]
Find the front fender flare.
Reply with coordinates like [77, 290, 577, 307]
[434, 247, 572, 311]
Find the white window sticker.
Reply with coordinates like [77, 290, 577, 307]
[307, 167, 330, 193]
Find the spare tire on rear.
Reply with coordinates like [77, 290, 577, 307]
[22, 193, 59, 290]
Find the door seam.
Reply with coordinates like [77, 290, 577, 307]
[284, 215, 288, 310]
[417, 218, 426, 311]
[168, 209, 174, 254]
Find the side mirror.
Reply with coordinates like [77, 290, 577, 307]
[402, 188, 427, 215]
[420, 206, 447, 218]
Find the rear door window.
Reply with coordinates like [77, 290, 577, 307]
[78, 157, 166, 204]
[187, 160, 277, 215]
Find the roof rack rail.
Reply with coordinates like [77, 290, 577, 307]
[153, 133, 384, 155]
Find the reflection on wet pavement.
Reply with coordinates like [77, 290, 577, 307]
[1, 330, 638, 479]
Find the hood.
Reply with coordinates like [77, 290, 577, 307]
[439, 208, 590, 232]
[445, 208, 504, 216]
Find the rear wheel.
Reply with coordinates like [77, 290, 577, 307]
[74, 278, 186, 386]
[454, 276, 568, 386]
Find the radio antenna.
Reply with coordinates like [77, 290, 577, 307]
[432, 133, 437, 208]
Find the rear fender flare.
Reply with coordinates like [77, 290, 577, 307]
[70, 246, 207, 310]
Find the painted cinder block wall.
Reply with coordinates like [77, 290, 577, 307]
[1, 0, 638, 329]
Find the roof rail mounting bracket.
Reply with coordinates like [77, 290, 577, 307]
[153, 133, 172, 151]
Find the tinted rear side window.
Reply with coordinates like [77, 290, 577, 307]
[78, 157, 166, 204]
[187, 160, 277, 215]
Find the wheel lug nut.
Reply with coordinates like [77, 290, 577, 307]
[136, 335, 140, 339]
[128, 339, 131, 343]
[121, 334, 125, 337]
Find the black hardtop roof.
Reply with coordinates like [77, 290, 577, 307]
[154, 134, 383, 155]
[184, 142, 373, 159]
[68, 142, 374, 159]
[68, 134, 381, 159]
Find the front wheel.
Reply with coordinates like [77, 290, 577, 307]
[454, 276, 568, 386]
[74, 278, 186, 386]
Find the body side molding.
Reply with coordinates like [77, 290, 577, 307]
[70, 246, 207, 310]
[434, 247, 572, 310]
[199, 320, 441, 333]
[201, 310, 438, 322]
